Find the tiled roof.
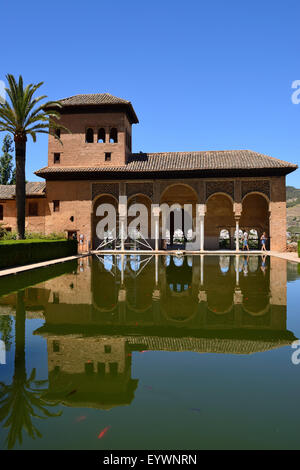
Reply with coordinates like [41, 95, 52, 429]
[59, 93, 131, 106]
[56, 93, 139, 123]
[35, 150, 298, 177]
[0, 182, 46, 199]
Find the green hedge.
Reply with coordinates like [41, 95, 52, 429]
[0, 239, 78, 269]
[298, 240, 300, 258]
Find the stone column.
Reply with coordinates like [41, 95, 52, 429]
[152, 206, 160, 251]
[235, 217, 240, 252]
[118, 197, 127, 251]
[197, 204, 206, 251]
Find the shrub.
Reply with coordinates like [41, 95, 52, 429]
[0, 239, 77, 269]
[298, 240, 300, 258]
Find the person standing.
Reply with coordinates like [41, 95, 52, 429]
[243, 230, 249, 251]
[260, 232, 267, 251]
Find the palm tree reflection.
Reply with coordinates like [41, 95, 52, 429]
[0, 290, 61, 449]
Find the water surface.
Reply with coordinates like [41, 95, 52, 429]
[0, 254, 300, 450]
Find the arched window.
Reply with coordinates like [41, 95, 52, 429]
[98, 128, 106, 143]
[109, 128, 118, 143]
[86, 128, 94, 143]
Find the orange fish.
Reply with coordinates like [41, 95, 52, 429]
[76, 415, 86, 422]
[98, 426, 110, 439]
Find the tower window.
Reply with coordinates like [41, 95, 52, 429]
[54, 152, 60, 163]
[53, 200, 60, 212]
[28, 202, 38, 216]
[86, 128, 94, 143]
[105, 152, 111, 162]
[0, 205, 3, 221]
[55, 128, 61, 138]
[98, 128, 106, 143]
[109, 128, 118, 143]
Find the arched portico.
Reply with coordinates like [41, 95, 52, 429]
[160, 184, 198, 249]
[240, 192, 270, 249]
[204, 193, 235, 250]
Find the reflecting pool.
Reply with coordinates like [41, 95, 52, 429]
[0, 254, 300, 449]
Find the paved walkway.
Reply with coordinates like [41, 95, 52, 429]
[0, 254, 88, 278]
[269, 251, 300, 263]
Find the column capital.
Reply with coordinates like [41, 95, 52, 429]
[152, 289, 160, 301]
[118, 289, 127, 302]
[197, 203, 207, 217]
[234, 202, 242, 218]
[152, 206, 160, 217]
[198, 290, 207, 303]
[234, 288, 243, 304]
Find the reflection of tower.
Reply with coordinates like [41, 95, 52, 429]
[44, 335, 138, 409]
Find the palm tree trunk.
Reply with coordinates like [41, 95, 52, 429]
[15, 290, 26, 380]
[14, 138, 26, 239]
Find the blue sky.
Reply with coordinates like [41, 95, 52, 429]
[1, 0, 300, 186]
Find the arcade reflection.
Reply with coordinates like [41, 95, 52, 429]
[0, 254, 297, 448]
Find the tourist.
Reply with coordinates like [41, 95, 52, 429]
[260, 232, 267, 251]
[242, 230, 249, 251]
[260, 254, 267, 274]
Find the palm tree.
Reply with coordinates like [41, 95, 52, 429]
[0, 74, 66, 239]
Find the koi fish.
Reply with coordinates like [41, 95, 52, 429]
[98, 426, 110, 439]
[76, 415, 86, 422]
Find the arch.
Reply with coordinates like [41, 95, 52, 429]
[160, 184, 198, 248]
[86, 128, 94, 143]
[92, 194, 119, 249]
[127, 193, 152, 243]
[240, 193, 269, 247]
[206, 191, 234, 205]
[98, 128, 106, 143]
[109, 128, 118, 143]
[241, 190, 270, 204]
[160, 183, 198, 205]
[205, 193, 235, 250]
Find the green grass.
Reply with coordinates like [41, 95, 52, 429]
[0, 239, 66, 245]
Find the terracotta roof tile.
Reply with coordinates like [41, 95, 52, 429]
[59, 93, 130, 106]
[0, 182, 46, 200]
[35, 150, 298, 177]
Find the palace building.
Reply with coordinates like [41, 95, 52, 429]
[0, 93, 298, 251]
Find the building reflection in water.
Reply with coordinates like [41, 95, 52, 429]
[0, 255, 296, 414]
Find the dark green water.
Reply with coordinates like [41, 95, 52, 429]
[0, 254, 300, 450]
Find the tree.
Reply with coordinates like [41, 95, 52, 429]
[0, 134, 15, 184]
[0, 74, 67, 239]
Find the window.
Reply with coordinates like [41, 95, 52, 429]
[98, 128, 106, 143]
[53, 292, 59, 304]
[105, 152, 111, 162]
[97, 362, 105, 376]
[85, 362, 94, 375]
[109, 128, 118, 143]
[109, 362, 118, 375]
[54, 152, 60, 163]
[53, 200, 60, 212]
[55, 128, 61, 138]
[28, 202, 38, 216]
[0, 205, 3, 221]
[104, 345, 111, 354]
[86, 128, 94, 143]
[53, 341, 60, 353]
